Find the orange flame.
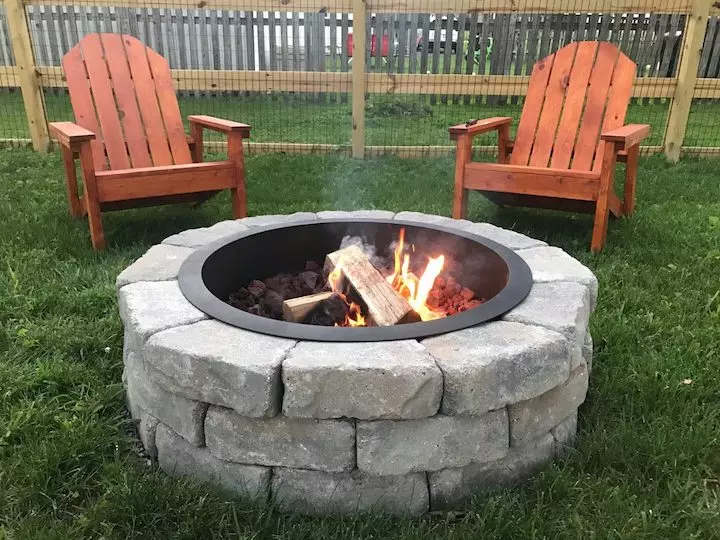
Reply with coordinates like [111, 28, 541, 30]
[329, 227, 448, 326]
[328, 261, 366, 327]
[386, 227, 446, 321]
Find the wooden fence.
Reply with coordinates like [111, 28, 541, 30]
[0, 0, 718, 160]
[0, 8, 701, 76]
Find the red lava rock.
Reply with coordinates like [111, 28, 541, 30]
[427, 288, 443, 308]
[261, 291, 284, 319]
[445, 277, 461, 297]
[247, 279, 267, 298]
[229, 265, 479, 325]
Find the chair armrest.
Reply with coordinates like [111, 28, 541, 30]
[449, 117, 512, 140]
[601, 124, 650, 150]
[49, 121, 95, 148]
[188, 115, 251, 137]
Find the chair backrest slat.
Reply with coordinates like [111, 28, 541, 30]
[63, 33, 191, 171]
[63, 46, 107, 171]
[511, 53, 556, 166]
[147, 49, 193, 165]
[550, 41, 598, 169]
[528, 42, 579, 168]
[570, 42, 620, 170]
[592, 54, 636, 172]
[511, 41, 636, 172]
[122, 35, 175, 167]
[78, 34, 131, 170]
[102, 34, 152, 168]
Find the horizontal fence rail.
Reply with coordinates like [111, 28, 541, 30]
[0, 0, 717, 159]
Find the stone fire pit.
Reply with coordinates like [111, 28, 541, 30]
[118, 211, 596, 515]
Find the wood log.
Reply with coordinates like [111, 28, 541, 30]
[282, 291, 334, 322]
[324, 245, 420, 326]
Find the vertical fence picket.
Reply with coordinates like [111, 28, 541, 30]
[463, 12, 478, 104]
[419, 13, 430, 75]
[57, 6, 69, 57]
[229, 11, 238, 71]
[396, 13, 408, 74]
[629, 13, 644, 67]
[441, 13, 453, 104]
[408, 13, 419, 74]
[452, 13, 466, 104]
[374, 13, 386, 73]
[329, 12, 337, 72]
[698, 17, 717, 77]
[208, 10, 219, 71]
[340, 12, 349, 72]
[256, 10, 266, 71]
[620, 12, 633, 54]
[221, 10, 231, 70]
[706, 20, 720, 78]
[152, 8, 163, 54]
[291, 12, 299, 70]
[611, 12, 623, 45]
[386, 13, 396, 73]
[429, 14, 441, 104]
[0, 5, 13, 66]
[511, 13, 528, 104]
[525, 13, 539, 68]
[340, 12, 349, 103]
[538, 14, 551, 60]
[279, 11, 289, 72]
[244, 10, 255, 71]
[36, 6, 49, 67]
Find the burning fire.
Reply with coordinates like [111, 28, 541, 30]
[385, 228, 446, 321]
[330, 228, 448, 326]
[328, 263, 367, 327]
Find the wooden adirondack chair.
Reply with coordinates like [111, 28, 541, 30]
[449, 41, 650, 252]
[49, 33, 250, 250]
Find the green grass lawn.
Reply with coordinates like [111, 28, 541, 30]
[1, 148, 719, 538]
[2, 91, 718, 147]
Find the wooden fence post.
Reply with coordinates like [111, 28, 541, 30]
[5, 0, 48, 152]
[351, 0, 366, 159]
[664, 0, 711, 162]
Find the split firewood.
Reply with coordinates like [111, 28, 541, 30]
[303, 294, 352, 326]
[324, 245, 421, 326]
[282, 291, 335, 322]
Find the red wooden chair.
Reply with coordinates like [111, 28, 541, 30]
[49, 33, 250, 251]
[449, 41, 650, 252]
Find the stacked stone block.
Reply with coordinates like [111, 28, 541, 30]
[118, 212, 596, 515]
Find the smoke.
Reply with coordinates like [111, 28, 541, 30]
[339, 234, 391, 271]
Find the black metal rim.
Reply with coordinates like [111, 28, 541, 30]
[178, 218, 533, 342]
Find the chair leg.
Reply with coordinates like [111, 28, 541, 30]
[623, 144, 639, 216]
[453, 189, 469, 219]
[190, 122, 204, 163]
[228, 132, 247, 218]
[497, 124, 510, 164]
[452, 135, 472, 219]
[591, 142, 617, 252]
[591, 198, 610, 253]
[61, 145, 83, 218]
[79, 144, 105, 250]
